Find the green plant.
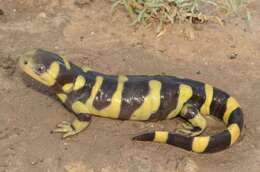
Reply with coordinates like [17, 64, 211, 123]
[112, 0, 249, 34]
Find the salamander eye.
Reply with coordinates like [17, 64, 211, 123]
[35, 64, 46, 74]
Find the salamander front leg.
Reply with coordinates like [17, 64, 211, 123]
[176, 104, 207, 137]
[52, 113, 91, 138]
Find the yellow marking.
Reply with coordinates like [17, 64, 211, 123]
[82, 67, 92, 72]
[40, 62, 60, 86]
[91, 75, 128, 118]
[62, 83, 74, 93]
[192, 136, 210, 153]
[72, 101, 88, 113]
[154, 131, 168, 143]
[72, 75, 129, 118]
[227, 123, 240, 145]
[60, 54, 71, 70]
[73, 75, 86, 91]
[89, 75, 128, 118]
[130, 80, 161, 120]
[48, 62, 60, 80]
[200, 84, 213, 115]
[167, 84, 193, 119]
[19, 59, 50, 86]
[189, 113, 207, 131]
[56, 93, 67, 103]
[84, 76, 104, 112]
[223, 97, 240, 124]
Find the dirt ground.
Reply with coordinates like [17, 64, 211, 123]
[0, 0, 260, 172]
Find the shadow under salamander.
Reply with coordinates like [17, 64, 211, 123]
[19, 72, 57, 101]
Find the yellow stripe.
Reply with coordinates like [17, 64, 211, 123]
[56, 93, 67, 103]
[72, 75, 128, 118]
[154, 131, 168, 143]
[48, 62, 60, 80]
[73, 75, 86, 91]
[200, 84, 213, 115]
[40, 62, 60, 86]
[167, 84, 193, 119]
[91, 75, 128, 118]
[85, 76, 104, 109]
[192, 136, 210, 153]
[71, 118, 90, 131]
[60, 54, 71, 70]
[223, 97, 240, 124]
[71, 76, 104, 114]
[82, 67, 92, 72]
[62, 83, 74, 93]
[130, 80, 162, 120]
[227, 123, 240, 145]
[72, 101, 88, 114]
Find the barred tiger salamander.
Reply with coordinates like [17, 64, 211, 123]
[19, 49, 244, 153]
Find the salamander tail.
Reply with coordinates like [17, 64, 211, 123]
[133, 107, 243, 153]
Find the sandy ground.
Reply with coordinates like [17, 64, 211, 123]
[0, 0, 260, 172]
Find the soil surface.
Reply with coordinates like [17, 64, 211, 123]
[0, 0, 260, 172]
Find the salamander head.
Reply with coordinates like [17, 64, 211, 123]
[19, 49, 76, 89]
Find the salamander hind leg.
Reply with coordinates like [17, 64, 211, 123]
[52, 113, 91, 138]
[176, 104, 207, 137]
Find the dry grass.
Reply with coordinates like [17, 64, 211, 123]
[112, 0, 249, 34]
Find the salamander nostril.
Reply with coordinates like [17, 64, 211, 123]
[24, 60, 28, 65]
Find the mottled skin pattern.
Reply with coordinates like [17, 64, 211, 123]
[19, 49, 244, 153]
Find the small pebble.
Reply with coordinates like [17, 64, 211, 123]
[37, 12, 47, 18]
[132, 42, 144, 48]
[196, 71, 201, 75]
[64, 161, 93, 172]
[230, 44, 236, 48]
[31, 158, 44, 166]
[0, 9, 4, 15]
[229, 53, 238, 60]
[158, 49, 166, 53]
[80, 36, 84, 41]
